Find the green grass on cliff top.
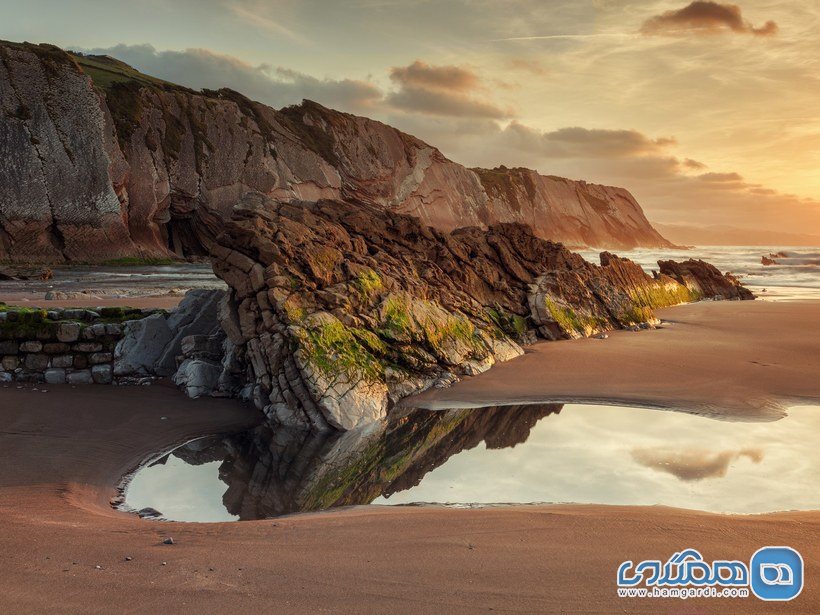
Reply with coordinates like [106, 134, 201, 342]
[69, 53, 175, 91]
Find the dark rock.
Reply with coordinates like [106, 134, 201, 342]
[137, 507, 162, 519]
[89, 352, 113, 365]
[56, 323, 81, 343]
[658, 259, 755, 301]
[67, 370, 93, 385]
[91, 364, 113, 384]
[72, 342, 103, 353]
[0, 341, 18, 355]
[43, 368, 66, 384]
[42, 342, 70, 354]
[24, 354, 49, 371]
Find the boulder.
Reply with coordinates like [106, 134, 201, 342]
[56, 323, 81, 342]
[172, 359, 222, 398]
[51, 355, 73, 368]
[113, 314, 173, 376]
[153, 290, 225, 376]
[20, 341, 43, 353]
[24, 354, 49, 371]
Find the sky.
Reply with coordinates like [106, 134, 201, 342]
[3, 0, 820, 238]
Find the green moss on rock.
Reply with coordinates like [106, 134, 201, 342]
[352, 268, 383, 301]
[544, 297, 605, 336]
[297, 316, 385, 383]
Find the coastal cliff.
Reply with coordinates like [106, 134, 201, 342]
[1, 40, 671, 263]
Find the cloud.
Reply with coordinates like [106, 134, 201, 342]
[79, 44, 382, 113]
[390, 60, 479, 92]
[386, 60, 512, 119]
[500, 123, 676, 159]
[641, 1, 779, 37]
[632, 447, 764, 481]
[683, 158, 707, 170]
[698, 171, 744, 182]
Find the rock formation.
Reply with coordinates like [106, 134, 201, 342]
[0, 40, 755, 434]
[1, 40, 672, 263]
[658, 259, 755, 301]
[203, 193, 746, 432]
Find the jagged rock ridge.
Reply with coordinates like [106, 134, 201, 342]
[204, 193, 750, 431]
[1, 40, 671, 262]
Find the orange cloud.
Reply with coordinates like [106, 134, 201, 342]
[641, 1, 778, 37]
[387, 60, 512, 119]
[390, 60, 479, 92]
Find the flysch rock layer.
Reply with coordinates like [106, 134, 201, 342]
[1, 40, 672, 263]
[204, 194, 750, 432]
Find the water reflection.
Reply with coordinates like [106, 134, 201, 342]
[125, 403, 820, 522]
[631, 447, 764, 482]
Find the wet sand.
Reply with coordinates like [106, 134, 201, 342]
[1, 301, 819, 612]
[411, 300, 820, 420]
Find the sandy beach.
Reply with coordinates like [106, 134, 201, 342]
[410, 300, 820, 420]
[0, 300, 818, 612]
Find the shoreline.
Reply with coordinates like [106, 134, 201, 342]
[0, 300, 818, 611]
[408, 299, 820, 420]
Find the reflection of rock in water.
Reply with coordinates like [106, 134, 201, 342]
[173, 404, 562, 519]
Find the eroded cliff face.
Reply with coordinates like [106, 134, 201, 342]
[0, 41, 671, 262]
[0, 43, 136, 261]
[474, 167, 671, 249]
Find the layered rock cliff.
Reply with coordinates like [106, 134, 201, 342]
[0, 40, 671, 262]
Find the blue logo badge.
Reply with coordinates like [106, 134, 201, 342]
[749, 546, 804, 601]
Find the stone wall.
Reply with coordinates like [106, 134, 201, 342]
[0, 289, 231, 390]
[0, 307, 158, 385]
